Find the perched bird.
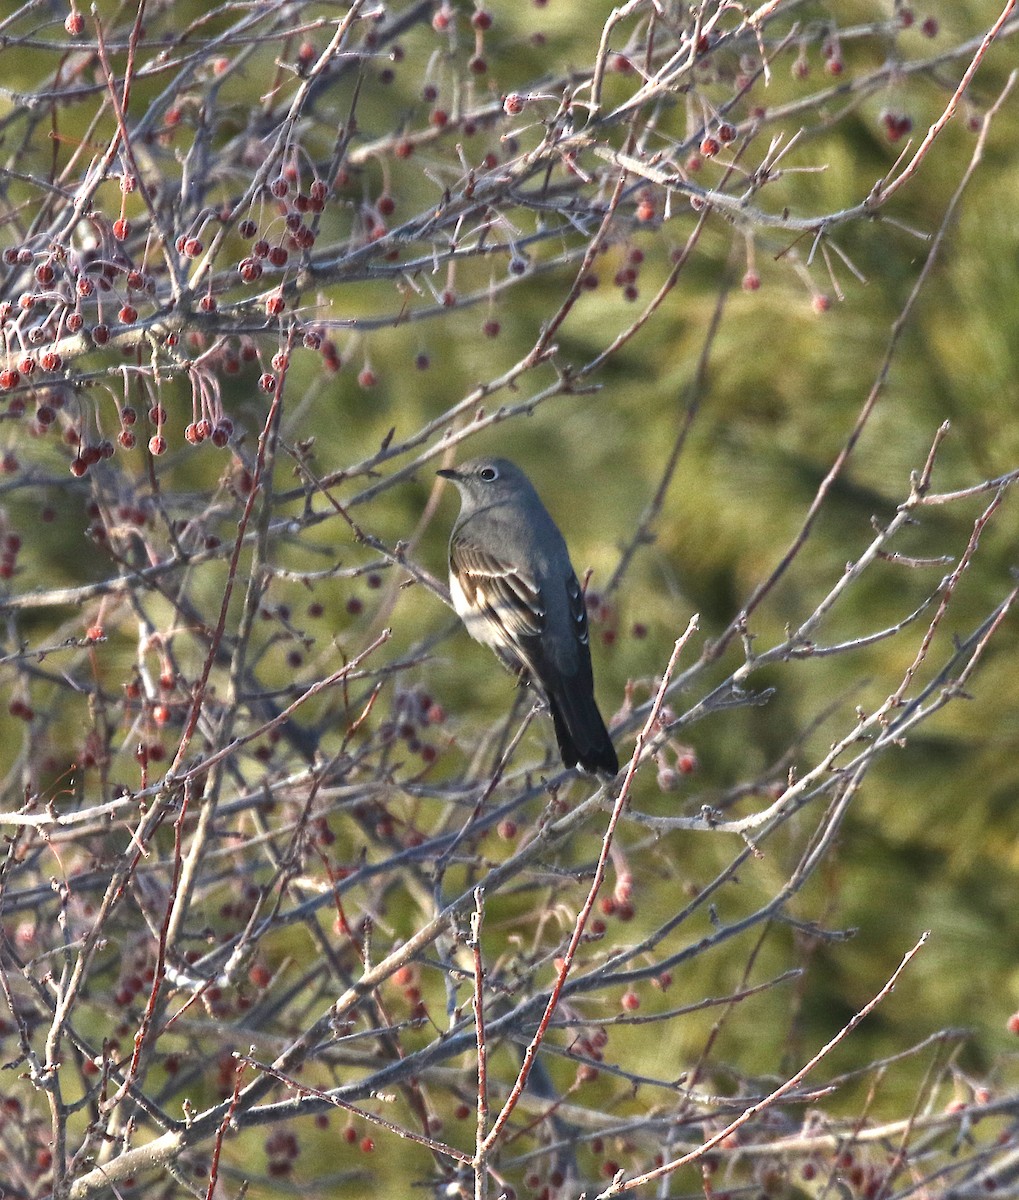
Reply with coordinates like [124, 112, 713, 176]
[438, 456, 618, 776]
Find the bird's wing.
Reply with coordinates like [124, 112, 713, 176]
[450, 537, 545, 642]
[564, 572, 591, 652]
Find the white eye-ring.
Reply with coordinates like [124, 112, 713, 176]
[479, 466, 499, 482]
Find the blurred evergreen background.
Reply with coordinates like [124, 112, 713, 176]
[2, 0, 1018, 1190]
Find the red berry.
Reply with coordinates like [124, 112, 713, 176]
[0, 369, 20, 390]
[119, 304, 137, 323]
[65, 10, 85, 35]
[211, 422, 232, 447]
[882, 111, 911, 141]
[700, 136, 720, 156]
[265, 294, 285, 316]
[113, 218, 130, 240]
[148, 434, 167, 455]
[357, 367, 377, 388]
[471, 9, 492, 30]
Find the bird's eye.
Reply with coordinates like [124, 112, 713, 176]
[479, 466, 498, 482]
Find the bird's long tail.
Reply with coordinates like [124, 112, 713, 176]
[548, 684, 618, 776]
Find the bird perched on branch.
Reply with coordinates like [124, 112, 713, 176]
[438, 456, 618, 776]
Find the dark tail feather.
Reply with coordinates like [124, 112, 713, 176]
[548, 684, 618, 776]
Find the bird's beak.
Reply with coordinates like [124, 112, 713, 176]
[437, 467, 460, 480]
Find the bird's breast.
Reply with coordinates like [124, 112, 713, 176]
[449, 571, 500, 648]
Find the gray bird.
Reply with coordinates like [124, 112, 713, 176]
[438, 457, 618, 776]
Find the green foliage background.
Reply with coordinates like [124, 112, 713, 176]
[2, 0, 1019, 1193]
